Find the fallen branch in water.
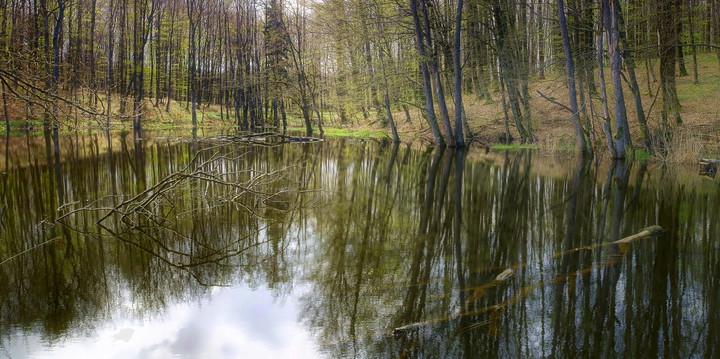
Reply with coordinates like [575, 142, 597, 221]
[613, 225, 663, 244]
[698, 158, 720, 165]
[0, 236, 62, 266]
[392, 225, 664, 336]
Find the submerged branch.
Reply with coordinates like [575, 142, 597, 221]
[392, 225, 664, 336]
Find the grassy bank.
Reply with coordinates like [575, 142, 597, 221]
[3, 54, 719, 163]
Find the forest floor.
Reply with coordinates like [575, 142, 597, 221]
[386, 52, 720, 163]
[3, 54, 719, 163]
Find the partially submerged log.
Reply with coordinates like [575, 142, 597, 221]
[392, 322, 427, 336]
[393, 225, 664, 337]
[698, 158, 718, 178]
[494, 268, 515, 282]
[612, 225, 664, 244]
[698, 158, 720, 165]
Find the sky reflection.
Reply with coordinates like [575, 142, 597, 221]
[9, 285, 319, 359]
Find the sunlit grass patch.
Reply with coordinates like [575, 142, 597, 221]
[321, 127, 387, 138]
[490, 143, 540, 151]
[283, 126, 387, 139]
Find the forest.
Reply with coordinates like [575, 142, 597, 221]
[1, 0, 719, 158]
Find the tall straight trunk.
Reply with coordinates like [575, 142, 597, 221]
[106, 0, 116, 128]
[131, 0, 154, 133]
[188, 6, 197, 127]
[2, 82, 9, 133]
[312, 93, 323, 135]
[689, 0, 699, 84]
[676, 5, 688, 77]
[537, 0, 546, 79]
[615, 0, 650, 149]
[51, 0, 64, 126]
[280, 99, 287, 132]
[608, 0, 630, 158]
[371, 0, 399, 141]
[658, 0, 683, 131]
[466, 0, 491, 101]
[165, 2, 175, 112]
[410, 0, 444, 146]
[557, 0, 589, 153]
[420, 0, 455, 146]
[118, 0, 127, 115]
[154, 6, 162, 107]
[89, 0, 97, 103]
[716, 0, 720, 70]
[452, 0, 465, 147]
[597, 29, 615, 158]
[499, 77, 511, 143]
[492, 2, 530, 143]
[378, 46, 399, 142]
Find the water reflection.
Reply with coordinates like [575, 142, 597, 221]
[1, 133, 720, 358]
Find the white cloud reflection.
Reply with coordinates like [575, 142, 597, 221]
[16, 285, 319, 359]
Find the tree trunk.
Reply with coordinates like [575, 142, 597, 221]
[106, 0, 116, 128]
[378, 46, 399, 142]
[89, 0, 97, 104]
[452, 0, 465, 147]
[187, 0, 198, 128]
[658, 0, 683, 132]
[689, 0, 699, 84]
[410, 0, 444, 146]
[558, 0, 589, 153]
[608, 0, 631, 158]
[597, 28, 615, 158]
[615, 0, 650, 149]
[51, 0, 65, 126]
[420, 0, 455, 146]
[676, 4, 688, 77]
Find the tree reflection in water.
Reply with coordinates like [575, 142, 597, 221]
[1, 134, 720, 358]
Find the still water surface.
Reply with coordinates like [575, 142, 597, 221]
[1, 132, 719, 358]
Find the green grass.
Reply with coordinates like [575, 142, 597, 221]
[634, 149, 652, 161]
[676, 73, 720, 101]
[284, 126, 388, 139]
[321, 127, 387, 138]
[490, 143, 541, 151]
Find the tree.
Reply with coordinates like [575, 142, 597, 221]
[186, 0, 200, 128]
[604, 0, 631, 158]
[557, 0, 589, 153]
[452, 0, 465, 147]
[410, 0, 444, 146]
[657, 0, 683, 133]
[491, 0, 534, 143]
[265, 0, 290, 132]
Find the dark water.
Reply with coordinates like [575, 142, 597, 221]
[1, 132, 719, 358]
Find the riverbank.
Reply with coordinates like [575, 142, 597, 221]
[3, 54, 719, 163]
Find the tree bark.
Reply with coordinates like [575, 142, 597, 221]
[607, 0, 631, 158]
[615, 0, 650, 149]
[558, 0, 589, 153]
[410, 0, 444, 146]
[657, 0, 683, 132]
[420, 0, 455, 146]
[453, 0, 466, 147]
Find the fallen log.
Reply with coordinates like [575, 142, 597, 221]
[613, 225, 664, 244]
[494, 268, 515, 282]
[391, 225, 664, 336]
[698, 158, 720, 165]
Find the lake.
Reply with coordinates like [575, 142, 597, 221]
[1, 131, 719, 358]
